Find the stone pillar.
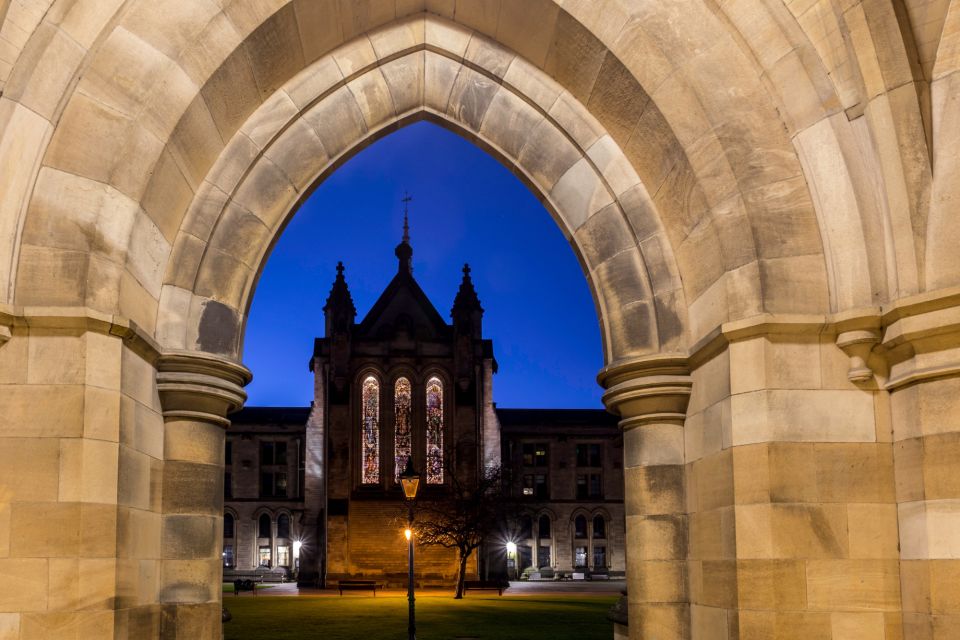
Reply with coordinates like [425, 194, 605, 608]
[156, 351, 250, 639]
[600, 356, 692, 640]
[884, 299, 960, 637]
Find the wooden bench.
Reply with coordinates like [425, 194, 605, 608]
[337, 580, 382, 596]
[463, 580, 509, 596]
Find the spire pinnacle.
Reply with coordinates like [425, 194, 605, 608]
[395, 193, 414, 274]
[401, 193, 411, 245]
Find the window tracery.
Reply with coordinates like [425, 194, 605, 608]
[394, 377, 412, 481]
[361, 376, 380, 484]
[425, 376, 444, 484]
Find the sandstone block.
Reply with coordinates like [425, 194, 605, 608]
[0, 559, 48, 611]
[625, 464, 685, 516]
[806, 559, 901, 611]
[0, 384, 84, 438]
[0, 437, 59, 501]
[736, 559, 807, 610]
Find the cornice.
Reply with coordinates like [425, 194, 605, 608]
[0, 304, 161, 360]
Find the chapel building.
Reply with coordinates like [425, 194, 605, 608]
[222, 216, 624, 586]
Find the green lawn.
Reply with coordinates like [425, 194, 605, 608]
[222, 594, 618, 640]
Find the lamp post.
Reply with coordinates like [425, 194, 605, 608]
[399, 458, 420, 640]
[505, 541, 517, 581]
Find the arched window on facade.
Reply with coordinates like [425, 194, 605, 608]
[425, 376, 444, 484]
[593, 515, 605, 539]
[394, 377, 412, 481]
[574, 515, 587, 539]
[277, 514, 290, 539]
[223, 513, 235, 568]
[257, 513, 272, 567]
[361, 376, 380, 484]
[538, 514, 551, 539]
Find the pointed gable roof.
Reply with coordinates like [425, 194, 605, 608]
[355, 200, 450, 340]
[355, 269, 450, 339]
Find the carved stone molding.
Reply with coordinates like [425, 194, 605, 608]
[598, 355, 692, 427]
[156, 350, 252, 427]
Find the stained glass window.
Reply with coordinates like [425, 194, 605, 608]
[394, 377, 412, 481]
[425, 376, 444, 484]
[361, 376, 380, 484]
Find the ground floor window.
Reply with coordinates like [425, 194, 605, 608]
[593, 545, 606, 569]
[223, 544, 234, 568]
[277, 545, 290, 568]
[574, 546, 587, 568]
[537, 545, 551, 568]
[258, 546, 272, 567]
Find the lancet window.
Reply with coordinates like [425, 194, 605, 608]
[394, 377, 412, 481]
[425, 376, 444, 484]
[361, 376, 380, 484]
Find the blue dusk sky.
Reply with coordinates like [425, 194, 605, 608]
[243, 121, 604, 409]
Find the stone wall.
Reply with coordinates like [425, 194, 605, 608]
[0, 1, 959, 638]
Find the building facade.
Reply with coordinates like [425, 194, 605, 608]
[223, 225, 624, 585]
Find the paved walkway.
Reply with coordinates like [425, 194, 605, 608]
[227, 580, 624, 598]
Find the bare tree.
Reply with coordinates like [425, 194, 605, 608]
[414, 465, 507, 599]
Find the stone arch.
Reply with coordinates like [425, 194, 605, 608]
[147, 19, 687, 365]
[7, 6, 862, 367]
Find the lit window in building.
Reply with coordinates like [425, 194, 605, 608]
[575, 546, 587, 568]
[361, 376, 380, 484]
[522, 443, 549, 467]
[277, 514, 290, 539]
[258, 546, 271, 568]
[277, 545, 290, 568]
[574, 515, 587, 539]
[394, 377, 412, 481]
[522, 474, 549, 499]
[593, 515, 606, 539]
[223, 544, 234, 568]
[224, 513, 234, 538]
[425, 377, 444, 484]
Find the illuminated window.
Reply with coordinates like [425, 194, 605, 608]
[425, 377, 444, 484]
[361, 376, 380, 484]
[277, 545, 290, 567]
[394, 377, 412, 481]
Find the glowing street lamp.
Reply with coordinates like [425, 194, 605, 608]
[505, 541, 517, 580]
[399, 458, 420, 640]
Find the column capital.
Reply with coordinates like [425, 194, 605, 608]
[598, 355, 691, 427]
[156, 350, 252, 427]
[880, 289, 960, 390]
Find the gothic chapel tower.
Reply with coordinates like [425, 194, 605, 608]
[300, 207, 499, 586]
